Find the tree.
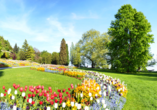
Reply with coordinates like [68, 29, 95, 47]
[77, 29, 111, 68]
[66, 44, 69, 66]
[70, 42, 75, 65]
[51, 52, 59, 65]
[18, 49, 26, 60]
[40, 51, 52, 64]
[10, 52, 17, 60]
[107, 4, 154, 73]
[13, 43, 19, 53]
[26, 46, 35, 61]
[59, 39, 67, 65]
[73, 43, 81, 67]
[22, 39, 29, 53]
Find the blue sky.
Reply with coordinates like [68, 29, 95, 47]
[0, 0, 157, 70]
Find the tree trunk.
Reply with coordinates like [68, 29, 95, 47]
[138, 67, 140, 71]
[92, 61, 95, 68]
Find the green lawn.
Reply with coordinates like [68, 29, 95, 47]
[0, 67, 81, 96]
[78, 67, 157, 110]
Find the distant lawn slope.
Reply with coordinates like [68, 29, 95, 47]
[0, 67, 81, 96]
[78, 67, 157, 110]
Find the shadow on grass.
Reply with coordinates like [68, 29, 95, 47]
[78, 67, 157, 78]
[0, 70, 4, 78]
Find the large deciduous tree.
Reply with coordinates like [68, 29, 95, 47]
[107, 4, 154, 73]
[77, 29, 111, 68]
[59, 39, 67, 65]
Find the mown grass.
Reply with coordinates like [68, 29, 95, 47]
[78, 67, 157, 110]
[0, 67, 81, 96]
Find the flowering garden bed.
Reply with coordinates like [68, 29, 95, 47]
[0, 66, 128, 110]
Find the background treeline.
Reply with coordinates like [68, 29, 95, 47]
[0, 37, 69, 65]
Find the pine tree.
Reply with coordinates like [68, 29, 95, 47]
[59, 38, 67, 65]
[66, 44, 69, 66]
[13, 43, 18, 53]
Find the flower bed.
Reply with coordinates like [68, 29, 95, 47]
[0, 67, 128, 110]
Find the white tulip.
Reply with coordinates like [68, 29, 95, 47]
[22, 92, 25, 97]
[8, 88, 11, 92]
[1, 93, 4, 97]
[77, 104, 81, 109]
[62, 102, 66, 108]
[103, 104, 107, 108]
[71, 102, 74, 107]
[103, 91, 106, 96]
[54, 103, 58, 108]
[47, 106, 50, 110]
[13, 106, 17, 110]
[80, 93, 83, 97]
[12, 95, 15, 100]
[89, 93, 92, 97]
[29, 98, 32, 103]
[90, 97, 93, 101]
[96, 99, 100, 103]
[75, 102, 78, 107]
[102, 99, 105, 104]
[14, 90, 17, 95]
[7, 90, 11, 94]
[85, 106, 89, 110]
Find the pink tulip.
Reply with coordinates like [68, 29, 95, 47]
[19, 87, 23, 92]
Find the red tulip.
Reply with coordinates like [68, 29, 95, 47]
[59, 100, 62, 104]
[50, 101, 54, 105]
[55, 99, 58, 103]
[5, 90, 7, 92]
[46, 97, 50, 101]
[51, 95, 54, 99]
[68, 88, 70, 91]
[47, 91, 49, 93]
[32, 101, 35, 105]
[32, 94, 35, 97]
[39, 101, 43, 105]
[62, 89, 66, 93]
[24, 88, 27, 92]
[13, 83, 16, 87]
[17, 84, 20, 88]
[39, 93, 43, 96]
[38, 85, 41, 89]
[27, 99, 29, 102]
[44, 93, 47, 97]
[19, 87, 23, 92]
[48, 87, 51, 90]
[14, 85, 18, 89]
[25, 86, 27, 89]
[66, 92, 69, 94]
[59, 92, 62, 97]
[28, 94, 32, 98]
[36, 90, 39, 94]
[57, 89, 61, 92]
[2, 86, 5, 89]
[41, 86, 44, 90]
[50, 89, 52, 93]
[24, 96, 26, 99]
[4, 93, 6, 96]
[68, 94, 70, 97]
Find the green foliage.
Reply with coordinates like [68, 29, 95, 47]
[18, 49, 26, 60]
[59, 38, 67, 65]
[26, 46, 35, 61]
[70, 42, 75, 65]
[13, 43, 19, 53]
[107, 4, 154, 73]
[40, 51, 51, 64]
[73, 43, 81, 67]
[77, 29, 112, 68]
[22, 39, 29, 53]
[51, 52, 59, 65]
[66, 44, 69, 66]
[0, 36, 12, 51]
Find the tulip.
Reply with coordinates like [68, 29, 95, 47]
[32, 94, 35, 97]
[25, 85, 28, 89]
[41, 86, 44, 90]
[77, 104, 81, 109]
[13, 106, 17, 110]
[48, 87, 51, 90]
[13, 83, 16, 87]
[4, 93, 6, 96]
[39, 101, 43, 105]
[47, 106, 50, 110]
[28, 94, 31, 98]
[0, 93, 4, 97]
[68, 88, 70, 91]
[2, 86, 5, 89]
[54, 103, 58, 109]
[39, 93, 43, 96]
[38, 85, 41, 89]
[12, 95, 15, 100]
[51, 95, 54, 99]
[5, 90, 7, 92]
[55, 99, 58, 103]
[19, 87, 23, 92]
[14, 90, 17, 95]
[22, 92, 25, 97]
[17, 84, 20, 88]
[32, 101, 35, 105]
[14, 85, 18, 89]
[71, 102, 74, 107]
[29, 98, 32, 103]
[62, 102, 66, 108]
[58, 89, 61, 92]
[62, 89, 65, 92]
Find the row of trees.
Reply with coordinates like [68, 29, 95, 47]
[0, 38, 70, 65]
[70, 4, 157, 73]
